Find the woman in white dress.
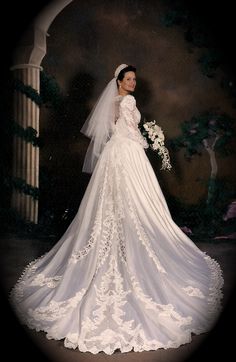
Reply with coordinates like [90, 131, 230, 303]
[10, 64, 224, 355]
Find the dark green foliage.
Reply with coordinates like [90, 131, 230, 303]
[160, 8, 188, 28]
[170, 109, 235, 240]
[4, 176, 39, 200]
[171, 111, 235, 158]
[198, 50, 224, 77]
[8, 121, 41, 147]
[1, 70, 64, 235]
[40, 71, 63, 109]
[12, 78, 42, 106]
[12, 71, 63, 109]
[160, 1, 216, 49]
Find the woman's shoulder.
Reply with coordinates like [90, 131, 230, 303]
[120, 94, 136, 108]
[123, 94, 136, 101]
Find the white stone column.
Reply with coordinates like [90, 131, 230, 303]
[10, 0, 74, 224]
[11, 64, 41, 223]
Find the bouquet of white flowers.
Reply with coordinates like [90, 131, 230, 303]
[140, 119, 172, 170]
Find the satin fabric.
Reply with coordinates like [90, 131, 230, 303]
[10, 95, 223, 355]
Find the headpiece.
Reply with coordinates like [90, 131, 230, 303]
[114, 64, 128, 79]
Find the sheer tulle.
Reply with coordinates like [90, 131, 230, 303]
[10, 95, 223, 355]
[80, 78, 118, 174]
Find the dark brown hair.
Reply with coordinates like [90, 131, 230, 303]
[116, 65, 136, 86]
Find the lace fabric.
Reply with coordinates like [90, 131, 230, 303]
[114, 95, 149, 148]
[9, 94, 224, 355]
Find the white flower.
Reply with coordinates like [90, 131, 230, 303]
[153, 125, 162, 133]
[141, 119, 172, 171]
[152, 143, 158, 151]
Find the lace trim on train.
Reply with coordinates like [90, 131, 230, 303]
[69, 156, 127, 268]
[182, 286, 205, 298]
[27, 289, 86, 324]
[97, 159, 127, 267]
[204, 254, 224, 317]
[9, 253, 47, 302]
[10, 248, 223, 354]
[68, 163, 109, 264]
[54, 256, 193, 354]
[130, 274, 192, 325]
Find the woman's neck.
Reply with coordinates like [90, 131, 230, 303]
[118, 90, 130, 96]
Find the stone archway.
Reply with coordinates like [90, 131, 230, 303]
[11, 0, 74, 223]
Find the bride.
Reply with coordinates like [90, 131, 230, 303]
[10, 64, 224, 355]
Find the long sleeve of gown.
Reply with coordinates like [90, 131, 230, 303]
[119, 95, 149, 149]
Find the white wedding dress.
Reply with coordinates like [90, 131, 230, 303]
[10, 95, 223, 355]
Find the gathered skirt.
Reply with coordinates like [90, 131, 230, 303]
[10, 133, 223, 354]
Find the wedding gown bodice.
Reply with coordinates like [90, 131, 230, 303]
[112, 94, 148, 148]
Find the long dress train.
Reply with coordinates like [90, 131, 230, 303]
[10, 94, 223, 355]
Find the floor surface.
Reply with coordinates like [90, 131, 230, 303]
[0, 234, 235, 362]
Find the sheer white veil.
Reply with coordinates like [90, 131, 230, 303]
[80, 64, 128, 173]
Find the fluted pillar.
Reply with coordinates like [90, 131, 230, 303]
[10, 0, 74, 224]
[11, 64, 41, 223]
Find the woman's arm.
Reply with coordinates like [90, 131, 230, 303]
[120, 95, 148, 148]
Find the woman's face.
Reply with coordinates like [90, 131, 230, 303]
[118, 71, 136, 94]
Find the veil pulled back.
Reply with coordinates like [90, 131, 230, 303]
[80, 64, 128, 173]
